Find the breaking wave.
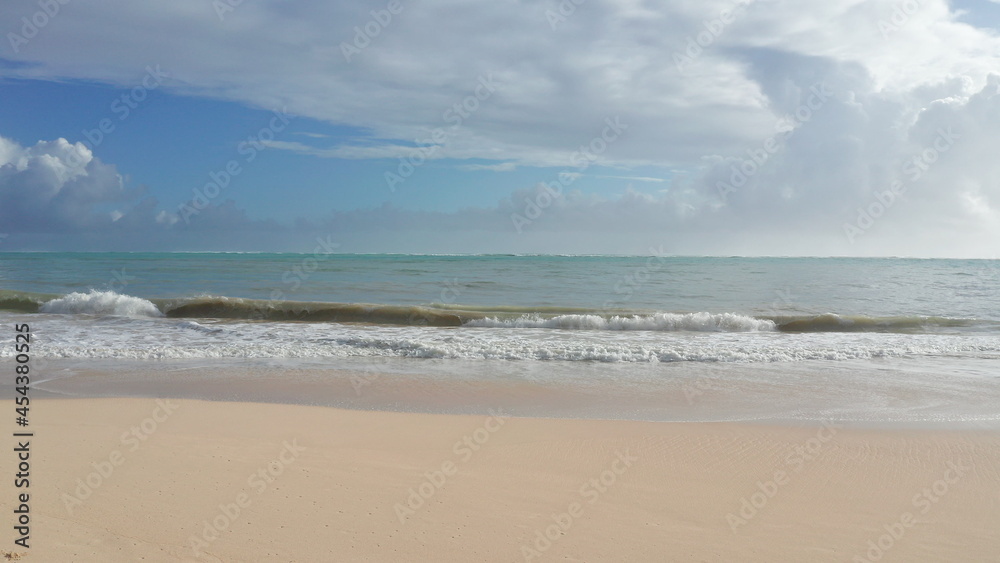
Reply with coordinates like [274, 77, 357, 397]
[1, 289, 993, 334]
[39, 290, 163, 318]
[465, 312, 776, 332]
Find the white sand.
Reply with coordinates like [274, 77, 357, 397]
[4, 398, 999, 562]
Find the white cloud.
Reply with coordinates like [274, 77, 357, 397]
[457, 162, 518, 172]
[0, 135, 280, 240]
[0, 136, 131, 231]
[4, 0, 998, 164]
[1, 0, 999, 254]
[596, 175, 668, 183]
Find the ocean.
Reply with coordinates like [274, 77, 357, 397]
[2, 253, 998, 425]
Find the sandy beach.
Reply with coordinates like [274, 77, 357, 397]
[4, 397, 998, 562]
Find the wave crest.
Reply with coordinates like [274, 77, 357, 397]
[464, 312, 777, 332]
[40, 290, 163, 318]
[775, 313, 978, 333]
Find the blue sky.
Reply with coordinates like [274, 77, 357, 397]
[0, 76, 643, 219]
[1, 0, 999, 256]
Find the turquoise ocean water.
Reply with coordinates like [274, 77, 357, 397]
[2, 253, 998, 424]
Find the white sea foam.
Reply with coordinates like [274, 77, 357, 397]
[176, 320, 223, 333]
[27, 335, 1000, 362]
[39, 290, 163, 318]
[8, 312, 998, 363]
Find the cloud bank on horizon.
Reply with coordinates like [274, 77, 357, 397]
[1, 0, 999, 256]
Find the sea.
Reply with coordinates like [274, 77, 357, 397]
[2, 253, 998, 426]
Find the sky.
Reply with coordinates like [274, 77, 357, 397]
[0, 0, 999, 256]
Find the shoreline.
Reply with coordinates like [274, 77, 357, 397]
[5, 397, 1000, 561]
[13, 357, 1000, 430]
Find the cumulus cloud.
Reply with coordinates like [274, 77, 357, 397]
[0, 135, 282, 247]
[0, 136, 137, 231]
